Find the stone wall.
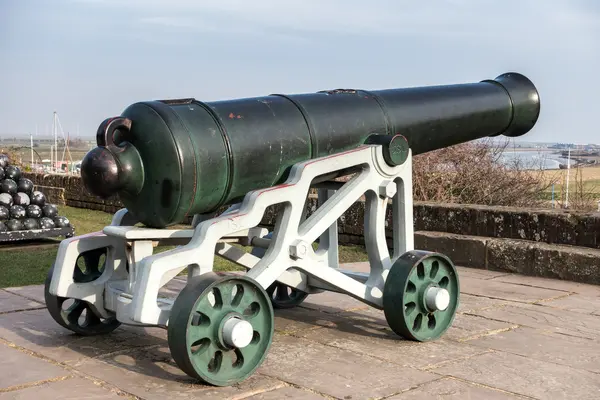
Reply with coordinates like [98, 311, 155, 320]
[22, 172, 124, 214]
[24, 172, 600, 248]
[23, 172, 600, 285]
[259, 198, 600, 250]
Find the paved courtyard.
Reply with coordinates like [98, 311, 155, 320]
[1, 263, 599, 399]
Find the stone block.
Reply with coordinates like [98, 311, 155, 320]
[414, 231, 487, 269]
[531, 243, 600, 285]
[486, 238, 535, 274]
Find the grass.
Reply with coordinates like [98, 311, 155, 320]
[0, 206, 369, 288]
[534, 165, 600, 205]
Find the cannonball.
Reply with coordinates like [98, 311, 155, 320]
[0, 220, 6, 232]
[54, 215, 71, 228]
[13, 192, 30, 206]
[30, 191, 46, 207]
[26, 204, 42, 218]
[4, 165, 21, 181]
[0, 179, 17, 195]
[22, 218, 39, 230]
[9, 205, 26, 220]
[0, 168, 4, 180]
[0, 193, 12, 208]
[17, 178, 33, 195]
[42, 204, 58, 218]
[6, 219, 23, 231]
[0, 154, 8, 168]
[39, 217, 55, 229]
[0, 205, 8, 220]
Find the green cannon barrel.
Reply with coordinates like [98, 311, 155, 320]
[81, 72, 540, 228]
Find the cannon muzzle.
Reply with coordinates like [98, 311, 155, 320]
[81, 72, 540, 227]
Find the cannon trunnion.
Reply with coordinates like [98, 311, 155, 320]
[46, 72, 540, 387]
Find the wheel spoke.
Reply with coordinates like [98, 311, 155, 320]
[65, 300, 87, 324]
[82, 308, 102, 327]
[188, 324, 212, 345]
[195, 297, 223, 318]
[274, 283, 291, 302]
[215, 282, 235, 308]
[429, 260, 440, 280]
[403, 282, 418, 304]
[191, 340, 219, 365]
[232, 288, 256, 316]
[234, 340, 261, 364]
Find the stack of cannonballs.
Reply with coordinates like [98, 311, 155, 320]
[0, 154, 71, 234]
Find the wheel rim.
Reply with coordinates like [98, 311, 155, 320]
[44, 247, 121, 336]
[169, 273, 274, 386]
[266, 282, 309, 309]
[383, 251, 459, 342]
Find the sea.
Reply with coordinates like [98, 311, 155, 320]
[497, 150, 571, 170]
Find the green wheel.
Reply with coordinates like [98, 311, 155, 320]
[44, 248, 121, 336]
[168, 272, 274, 387]
[265, 281, 309, 309]
[383, 250, 460, 342]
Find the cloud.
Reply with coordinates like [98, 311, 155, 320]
[69, 0, 600, 52]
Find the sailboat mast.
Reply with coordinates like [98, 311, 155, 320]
[53, 111, 57, 173]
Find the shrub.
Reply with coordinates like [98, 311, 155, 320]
[412, 138, 556, 208]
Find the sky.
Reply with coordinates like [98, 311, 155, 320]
[1, 0, 599, 144]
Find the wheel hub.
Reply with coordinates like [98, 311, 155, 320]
[424, 286, 450, 312]
[222, 317, 254, 348]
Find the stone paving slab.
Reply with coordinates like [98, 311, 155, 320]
[431, 351, 600, 399]
[0, 342, 69, 390]
[258, 335, 437, 399]
[72, 346, 285, 400]
[467, 326, 600, 374]
[456, 293, 512, 313]
[538, 293, 600, 315]
[458, 276, 569, 303]
[389, 377, 529, 399]
[0, 290, 44, 314]
[244, 386, 327, 399]
[1, 266, 600, 399]
[491, 274, 600, 295]
[3, 286, 45, 305]
[0, 377, 125, 400]
[0, 309, 164, 365]
[470, 302, 600, 340]
[289, 306, 489, 369]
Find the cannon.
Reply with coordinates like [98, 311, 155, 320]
[44, 72, 540, 387]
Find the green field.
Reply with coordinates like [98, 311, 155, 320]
[0, 206, 369, 288]
[537, 166, 600, 205]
